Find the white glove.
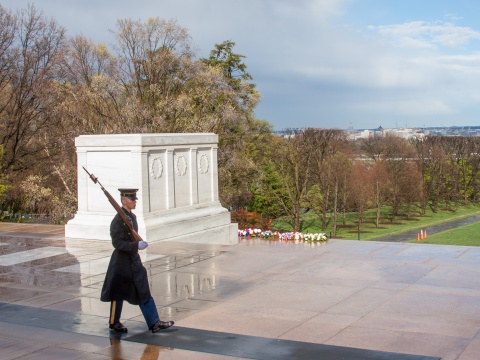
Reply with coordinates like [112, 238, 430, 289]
[138, 240, 148, 250]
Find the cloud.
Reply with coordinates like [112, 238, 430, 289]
[410, 52, 480, 77]
[369, 21, 480, 49]
[271, 0, 349, 20]
[4, 0, 480, 129]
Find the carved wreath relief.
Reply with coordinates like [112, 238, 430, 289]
[175, 155, 187, 176]
[198, 154, 209, 174]
[149, 156, 163, 179]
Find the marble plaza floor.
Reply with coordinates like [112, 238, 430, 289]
[1, 223, 480, 359]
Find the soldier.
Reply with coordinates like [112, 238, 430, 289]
[100, 188, 174, 333]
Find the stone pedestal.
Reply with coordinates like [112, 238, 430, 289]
[65, 133, 238, 244]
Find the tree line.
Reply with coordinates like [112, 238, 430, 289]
[0, 4, 267, 222]
[0, 4, 479, 228]
[251, 131, 480, 235]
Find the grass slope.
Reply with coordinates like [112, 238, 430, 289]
[271, 204, 480, 246]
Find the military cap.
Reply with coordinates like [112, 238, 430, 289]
[118, 188, 138, 200]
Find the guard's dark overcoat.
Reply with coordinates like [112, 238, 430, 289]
[100, 209, 151, 305]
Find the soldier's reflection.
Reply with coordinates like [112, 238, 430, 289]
[110, 338, 173, 359]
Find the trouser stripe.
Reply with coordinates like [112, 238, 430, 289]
[109, 301, 116, 324]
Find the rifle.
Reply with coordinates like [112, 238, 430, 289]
[82, 166, 142, 242]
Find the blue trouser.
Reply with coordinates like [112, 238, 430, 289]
[109, 297, 160, 329]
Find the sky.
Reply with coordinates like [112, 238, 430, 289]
[3, 0, 480, 131]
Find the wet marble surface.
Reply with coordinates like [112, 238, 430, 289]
[0, 222, 475, 359]
[0, 246, 80, 266]
[55, 253, 167, 275]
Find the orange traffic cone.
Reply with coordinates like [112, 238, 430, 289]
[417, 233, 421, 241]
[424, 230, 427, 238]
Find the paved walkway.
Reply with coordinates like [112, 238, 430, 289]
[2, 222, 480, 359]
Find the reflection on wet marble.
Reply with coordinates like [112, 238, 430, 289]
[101, 339, 175, 359]
[55, 253, 167, 275]
[150, 272, 218, 299]
[0, 227, 227, 327]
[0, 271, 85, 287]
[0, 286, 48, 302]
[0, 246, 81, 266]
[13, 291, 80, 307]
[1, 229, 227, 311]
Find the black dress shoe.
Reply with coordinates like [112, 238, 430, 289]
[151, 320, 174, 333]
[109, 322, 128, 333]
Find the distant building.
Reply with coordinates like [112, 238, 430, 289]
[274, 126, 480, 139]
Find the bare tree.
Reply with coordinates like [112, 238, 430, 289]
[306, 129, 350, 232]
[369, 161, 391, 227]
[266, 130, 318, 232]
[414, 136, 449, 212]
[0, 4, 66, 172]
[466, 138, 480, 203]
[113, 18, 194, 105]
[329, 151, 352, 236]
[361, 135, 421, 221]
[0, 5, 16, 97]
[348, 163, 373, 226]
[382, 135, 418, 220]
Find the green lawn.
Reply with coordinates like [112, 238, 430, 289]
[271, 204, 480, 245]
[346, 206, 480, 241]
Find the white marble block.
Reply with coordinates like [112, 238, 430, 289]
[65, 133, 238, 244]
